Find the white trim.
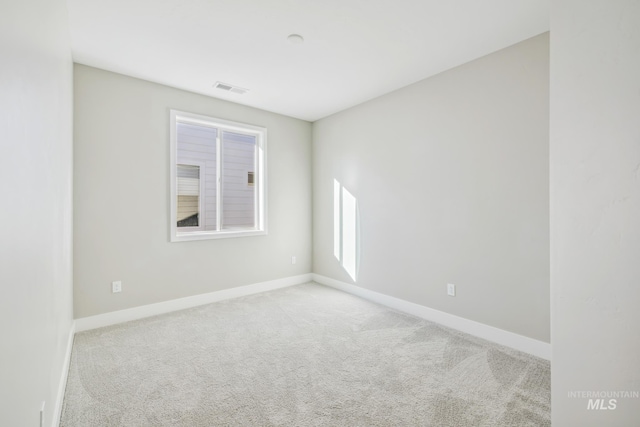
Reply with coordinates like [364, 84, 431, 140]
[52, 321, 75, 427]
[169, 110, 178, 241]
[312, 274, 551, 360]
[172, 110, 266, 135]
[215, 134, 222, 231]
[257, 128, 267, 233]
[174, 228, 267, 241]
[75, 274, 312, 332]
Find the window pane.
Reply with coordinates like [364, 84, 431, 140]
[176, 122, 217, 230]
[221, 131, 256, 230]
[176, 164, 200, 228]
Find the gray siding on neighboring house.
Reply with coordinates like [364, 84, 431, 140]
[176, 123, 256, 230]
[222, 131, 256, 229]
[177, 122, 217, 230]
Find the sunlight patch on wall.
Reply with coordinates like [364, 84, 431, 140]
[334, 179, 341, 260]
[333, 179, 359, 281]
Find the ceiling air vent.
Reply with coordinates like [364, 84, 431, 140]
[214, 81, 249, 95]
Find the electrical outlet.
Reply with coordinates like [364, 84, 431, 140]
[40, 401, 45, 427]
[447, 283, 456, 297]
[291, 256, 296, 265]
[112, 281, 122, 293]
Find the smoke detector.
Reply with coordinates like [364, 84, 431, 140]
[213, 81, 249, 95]
[287, 34, 304, 44]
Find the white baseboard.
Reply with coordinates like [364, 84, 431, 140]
[73, 272, 549, 359]
[53, 320, 75, 427]
[75, 274, 312, 332]
[312, 274, 551, 360]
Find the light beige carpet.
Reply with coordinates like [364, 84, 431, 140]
[60, 282, 550, 426]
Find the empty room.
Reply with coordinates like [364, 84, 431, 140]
[1, 0, 639, 426]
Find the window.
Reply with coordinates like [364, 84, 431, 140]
[170, 110, 266, 241]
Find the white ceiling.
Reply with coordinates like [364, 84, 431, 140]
[67, 0, 549, 122]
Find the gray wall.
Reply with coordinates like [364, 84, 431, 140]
[313, 34, 550, 342]
[551, 0, 640, 424]
[0, 0, 74, 425]
[74, 64, 312, 318]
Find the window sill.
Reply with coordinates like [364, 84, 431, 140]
[171, 228, 267, 242]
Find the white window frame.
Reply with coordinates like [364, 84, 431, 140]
[170, 109, 267, 242]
